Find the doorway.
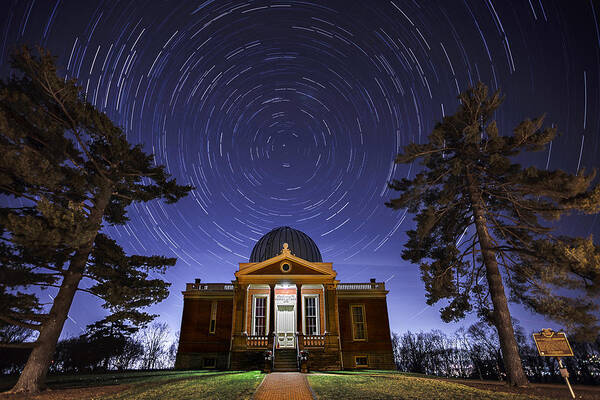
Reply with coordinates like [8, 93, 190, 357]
[276, 304, 295, 348]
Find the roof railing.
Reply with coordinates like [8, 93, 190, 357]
[336, 281, 386, 290]
[185, 281, 385, 291]
[185, 282, 234, 291]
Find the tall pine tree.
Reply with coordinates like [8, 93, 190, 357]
[387, 83, 600, 386]
[0, 47, 192, 393]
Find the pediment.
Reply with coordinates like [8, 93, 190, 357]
[247, 260, 327, 275]
[236, 252, 335, 278]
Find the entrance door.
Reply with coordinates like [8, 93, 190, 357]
[276, 304, 295, 348]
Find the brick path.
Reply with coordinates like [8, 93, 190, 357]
[253, 372, 315, 400]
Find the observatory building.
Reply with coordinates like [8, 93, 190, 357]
[175, 226, 394, 371]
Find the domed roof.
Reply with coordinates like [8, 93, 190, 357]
[249, 226, 323, 262]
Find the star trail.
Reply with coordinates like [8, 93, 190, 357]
[1, 0, 599, 336]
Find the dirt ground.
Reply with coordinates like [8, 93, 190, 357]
[448, 379, 600, 400]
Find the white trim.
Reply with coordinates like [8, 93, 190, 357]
[247, 284, 271, 335]
[302, 294, 320, 335]
[249, 284, 270, 289]
[251, 294, 268, 336]
[244, 287, 249, 334]
[302, 284, 323, 289]
[267, 291, 271, 334]
[274, 283, 295, 289]
[322, 285, 327, 334]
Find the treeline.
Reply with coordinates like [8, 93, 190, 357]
[1, 322, 178, 375]
[392, 322, 600, 385]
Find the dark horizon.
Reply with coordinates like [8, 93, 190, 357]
[1, 0, 599, 341]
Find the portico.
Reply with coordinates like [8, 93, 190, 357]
[241, 282, 327, 348]
[229, 242, 338, 369]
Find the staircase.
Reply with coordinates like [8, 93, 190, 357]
[273, 349, 298, 372]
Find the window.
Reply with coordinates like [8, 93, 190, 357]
[254, 296, 266, 336]
[355, 356, 368, 367]
[351, 305, 367, 341]
[203, 358, 216, 368]
[280, 262, 292, 273]
[209, 301, 217, 334]
[305, 296, 318, 335]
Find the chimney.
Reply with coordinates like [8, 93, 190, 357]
[370, 278, 376, 283]
[195, 278, 201, 288]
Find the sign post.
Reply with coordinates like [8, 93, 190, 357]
[532, 328, 575, 399]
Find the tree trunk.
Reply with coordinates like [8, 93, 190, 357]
[466, 171, 529, 387]
[9, 185, 113, 393]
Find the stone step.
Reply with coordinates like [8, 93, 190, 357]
[273, 349, 298, 371]
[275, 355, 296, 360]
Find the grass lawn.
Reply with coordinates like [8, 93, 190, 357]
[307, 371, 549, 400]
[0, 370, 210, 391]
[0, 370, 264, 400]
[103, 370, 263, 400]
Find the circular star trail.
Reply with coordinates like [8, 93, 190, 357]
[2, 0, 599, 333]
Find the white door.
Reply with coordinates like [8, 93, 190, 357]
[276, 304, 295, 348]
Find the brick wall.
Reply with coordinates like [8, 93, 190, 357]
[338, 297, 395, 370]
[175, 297, 233, 369]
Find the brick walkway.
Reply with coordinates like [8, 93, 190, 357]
[253, 372, 314, 400]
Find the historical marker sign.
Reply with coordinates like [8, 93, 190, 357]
[533, 329, 574, 357]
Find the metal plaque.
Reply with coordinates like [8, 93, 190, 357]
[533, 329, 574, 357]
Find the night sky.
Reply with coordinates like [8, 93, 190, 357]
[1, 0, 599, 339]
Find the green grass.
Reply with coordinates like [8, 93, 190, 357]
[101, 370, 264, 400]
[308, 372, 548, 400]
[1, 370, 264, 399]
[0, 370, 211, 391]
[1, 369, 562, 400]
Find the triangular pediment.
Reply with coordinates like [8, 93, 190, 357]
[248, 260, 326, 275]
[236, 252, 335, 279]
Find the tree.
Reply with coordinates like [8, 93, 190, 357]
[0, 323, 33, 344]
[166, 330, 180, 369]
[395, 331, 429, 374]
[466, 321, 505, 380]
[84, 319, 140, 371]
[386, 83, 600, 386]
[52, 336, 95, 373]
[113, 336, 144, 371]
[0, 323, 33, 374]
[391, 332, 401, 369]
[452, 328, 474, 378]
[0, 47, 192, 393]
[52, 320, 143, 372]
[392, 326, 600, 384]
[140, 322, 171, 370]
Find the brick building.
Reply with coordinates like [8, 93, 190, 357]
[175, 226, 395, 371]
